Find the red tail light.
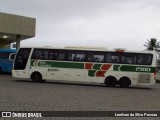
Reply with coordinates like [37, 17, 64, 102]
[154, 69, 156, 79]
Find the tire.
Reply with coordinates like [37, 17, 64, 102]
[31, 72, 43, 82]
[119, 77, 131, 88]
[105, 76, 117, 87]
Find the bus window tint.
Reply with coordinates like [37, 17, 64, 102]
[106, 53, 120, 63]
[137, 54, 152, 65]
[0, 52, 11, 59]
[32, 49, 49, 60]
[68, 51, 85, 61]
[14, 48, 31, 70]
[122, 53, 136, 64]
[87, 52, 104, 62]
[49, 50, 65, 61]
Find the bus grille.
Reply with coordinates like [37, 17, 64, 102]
[138, 74, 150, 83]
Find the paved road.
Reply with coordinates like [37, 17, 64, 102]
[0, 75, 160, 120]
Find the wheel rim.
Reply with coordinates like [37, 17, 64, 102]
[34, 75, 40, 81]
[32, 73, 42, 82]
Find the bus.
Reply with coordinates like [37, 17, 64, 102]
[12, 47, 157, 87]
[0, 49, 16, 74]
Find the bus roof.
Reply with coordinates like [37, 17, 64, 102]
[0, 49, 16, 52]
[18, 46, 156, 54]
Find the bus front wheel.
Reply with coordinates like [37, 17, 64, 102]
[31, 72, 43, 82]
[105, 76, 117, 87]
[119, 77, 131, 88]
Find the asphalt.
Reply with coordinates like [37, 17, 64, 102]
[0, 75, 160, 120]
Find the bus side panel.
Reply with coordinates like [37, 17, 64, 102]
[135, 73, 155, 86]
[150, 74, 156, 85]
[0, 59, 13, 73]
[46, 67, 63, 80]
[63, 68, 78, 81]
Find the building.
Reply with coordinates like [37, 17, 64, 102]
[0, 12, 36, 49]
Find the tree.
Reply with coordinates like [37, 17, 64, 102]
[144, 38, 160, 56]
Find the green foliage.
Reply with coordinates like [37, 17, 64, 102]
[144, 38, 160, 56]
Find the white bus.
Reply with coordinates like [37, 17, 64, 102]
[12, 47, 157, 87]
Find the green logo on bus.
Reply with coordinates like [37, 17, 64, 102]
[114, 65, 155, 73]
[135, 67, 151, 72]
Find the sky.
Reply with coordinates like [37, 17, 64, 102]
[0, 0, 160, 50]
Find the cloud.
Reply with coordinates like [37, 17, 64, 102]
[1, 0, 160, 50]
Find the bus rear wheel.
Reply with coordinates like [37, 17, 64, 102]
[31, 72, 43, 82]
[119, 77, 131, 88]
[105, 76, 117, 87]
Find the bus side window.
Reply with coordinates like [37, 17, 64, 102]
[106, 53, 120, 63]
[111, 53, 120, 63]
[31, 49, 41, 59]
[137, 54, 152, 65]
[122, 53, 136, 64]
[68, 51, 85, 62]
[87, 52, 104, 63]
[43, 50, 49, 60]
[106, 53, 112, 63]
[87, 55, 93, 62]
[137, 55, 142, 64]
[49, 50, 65, 61]
[32, 49, 49, 60]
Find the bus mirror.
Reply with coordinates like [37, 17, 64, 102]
[9, 53, 16, 61]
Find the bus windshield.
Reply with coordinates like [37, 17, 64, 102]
[14, 48, 31, 70]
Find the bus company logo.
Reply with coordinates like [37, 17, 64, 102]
[136, 67, 151, 72]
[33, 60, 39, 67]
[2, 112, 11, 117]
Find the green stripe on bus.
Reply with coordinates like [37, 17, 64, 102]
[31, 60, 155, 73]
[114, 65, 156, 73]
[31, 60, 84, 69]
